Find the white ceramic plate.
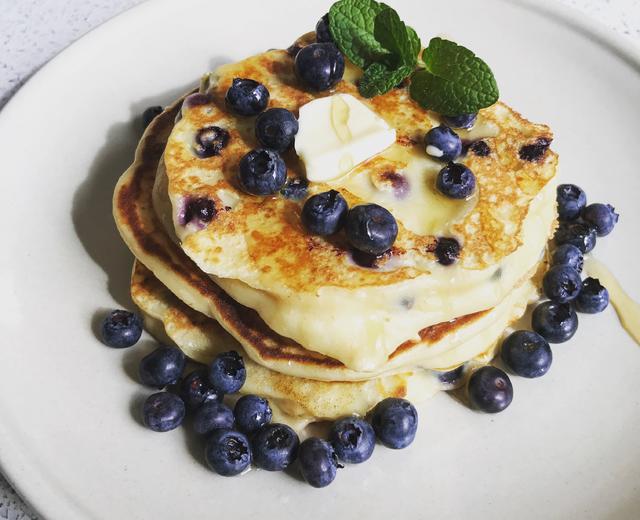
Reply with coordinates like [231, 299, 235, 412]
[1, 0, 639, 518]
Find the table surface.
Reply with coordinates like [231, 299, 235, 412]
[1, 0, 639, 518]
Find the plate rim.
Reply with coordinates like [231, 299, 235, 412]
[0, 0, 639, 518]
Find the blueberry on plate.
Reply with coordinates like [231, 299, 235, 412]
[345, 204, 398, 255]
[435, 237, 461, 266]
[234, 395, 272, 434]
[255, 108, 299, 152]
[193, 126, 230, 158]
[436, 163, 476, 199]
[532, 301, 578, 343]
[280, 178, 309, 200]
[556, 183, 587, 221]
[555, 221, 597, 254]
[138, 346, 186, 388]
[436, 365, 466, 388]
[500, 330, 552, 378]
[424, 126, 462, 162]
[205, 429, 252, 476]
[542, 265, 582, 303]
[180, 368, 222, 410]
[251, 423, 299, 471]
[101, 310, 143, 348]
[467, 366, 513, 413]
[301, 190, 348, 235]
[581, 203, 619, 237]
[298, 437, 340, 488]
[142, 105, 163, 129]
[575, 277, 609, 314]
[443, 113, 477, 129]
[193, 401, 235, 435]
[142, 392, 186, 432]
[315, 13, 333, 43]
[370, 397, 418, 449]
[225, 78, 269, 116]
[209, 351, 246, 394]
[294, 42, 345, 91]
[329, 416, 375, 464]
[551, 243, 584, 273]
[238, 148, 287, 196]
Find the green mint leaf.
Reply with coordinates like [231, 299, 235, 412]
[373, 8, 418, 67]
[329, 0, 390, 68]
[359, 63, 413, 98]
[409, 37, 499, 115]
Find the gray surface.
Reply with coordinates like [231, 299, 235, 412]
[0, 0, 638, 518]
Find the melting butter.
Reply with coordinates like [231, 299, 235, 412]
[585, 257, 640, 345]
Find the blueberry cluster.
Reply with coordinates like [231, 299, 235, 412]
[424, 122, 478, 200]
[465, 184, 618, 413]
[99, 313, 419, 487]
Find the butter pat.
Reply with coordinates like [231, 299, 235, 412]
[295, 93, 396, 182]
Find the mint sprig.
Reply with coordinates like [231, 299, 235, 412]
[409, 38, 499, 115]
[329, 0, 419, 97]
[327, 1, 500, 114]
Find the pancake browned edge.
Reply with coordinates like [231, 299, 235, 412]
[114, 97, 542, 383]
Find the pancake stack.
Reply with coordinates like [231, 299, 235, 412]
[113, 34, 558, 429]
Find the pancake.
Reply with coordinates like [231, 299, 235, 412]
[158, 35, 558, 370]
[113, 98, 541, 382]
[131, 260, 443, 429]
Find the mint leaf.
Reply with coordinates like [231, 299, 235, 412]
[373, 8, 419, 68]
[359, 63, 413, 98]
[329, 0, 390, 68]
[409, 37, 499, 115]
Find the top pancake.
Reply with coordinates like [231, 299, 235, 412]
[158, 33, 558, 369]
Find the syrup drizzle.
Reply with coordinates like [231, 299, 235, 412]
[584, 257, 640, 345]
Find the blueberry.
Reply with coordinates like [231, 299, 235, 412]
[234, 395, 272, 433]
[142, 392, 185, 432]
[294, 43, 345, 91]
[435, 237, 461, 266]
[468, 140, 490, 157]
[551, 244, 584, 273]
[424, 126, 462, 162]
[138, 346, 186, 388]
[557, 184, 587, 221]
[204, 429, 252, 476]
[184, 197, 216, 225]
[329, 417, 375, 464]
[193, 126, 230, 158]
[142, 106, 163, 129]
[251, 423, 299, 471]
[209, 351, 246, 394]
[298, 438, 339, 488]
[280, 178, 309, 200]
[345, 204, 398, 255]
[193, 401, 235, 435]
[315, 13, 333, 43]
[225, 78, 269, 116]
[301, 190, 348, 235]
[436, 163, 476, 199]
[255, 108, 299, 152]
[370, 398, 418, 449]
[581, 203, 619, 237]
[238, 148, 287, 196]
[542, 265, 582, 303]
[467, 366, 513, 413]
[575, 277, 609, 314]
[519, 137, 552, 162]
[443, 113, 477, 129]
[501, 330, 552, 378]
[180, 368, 222, 410]
[436, 365, 465, 388]
[100, 310, 143, 348]
[555, 221, 597, 254]
[532, 301, 578, 343]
